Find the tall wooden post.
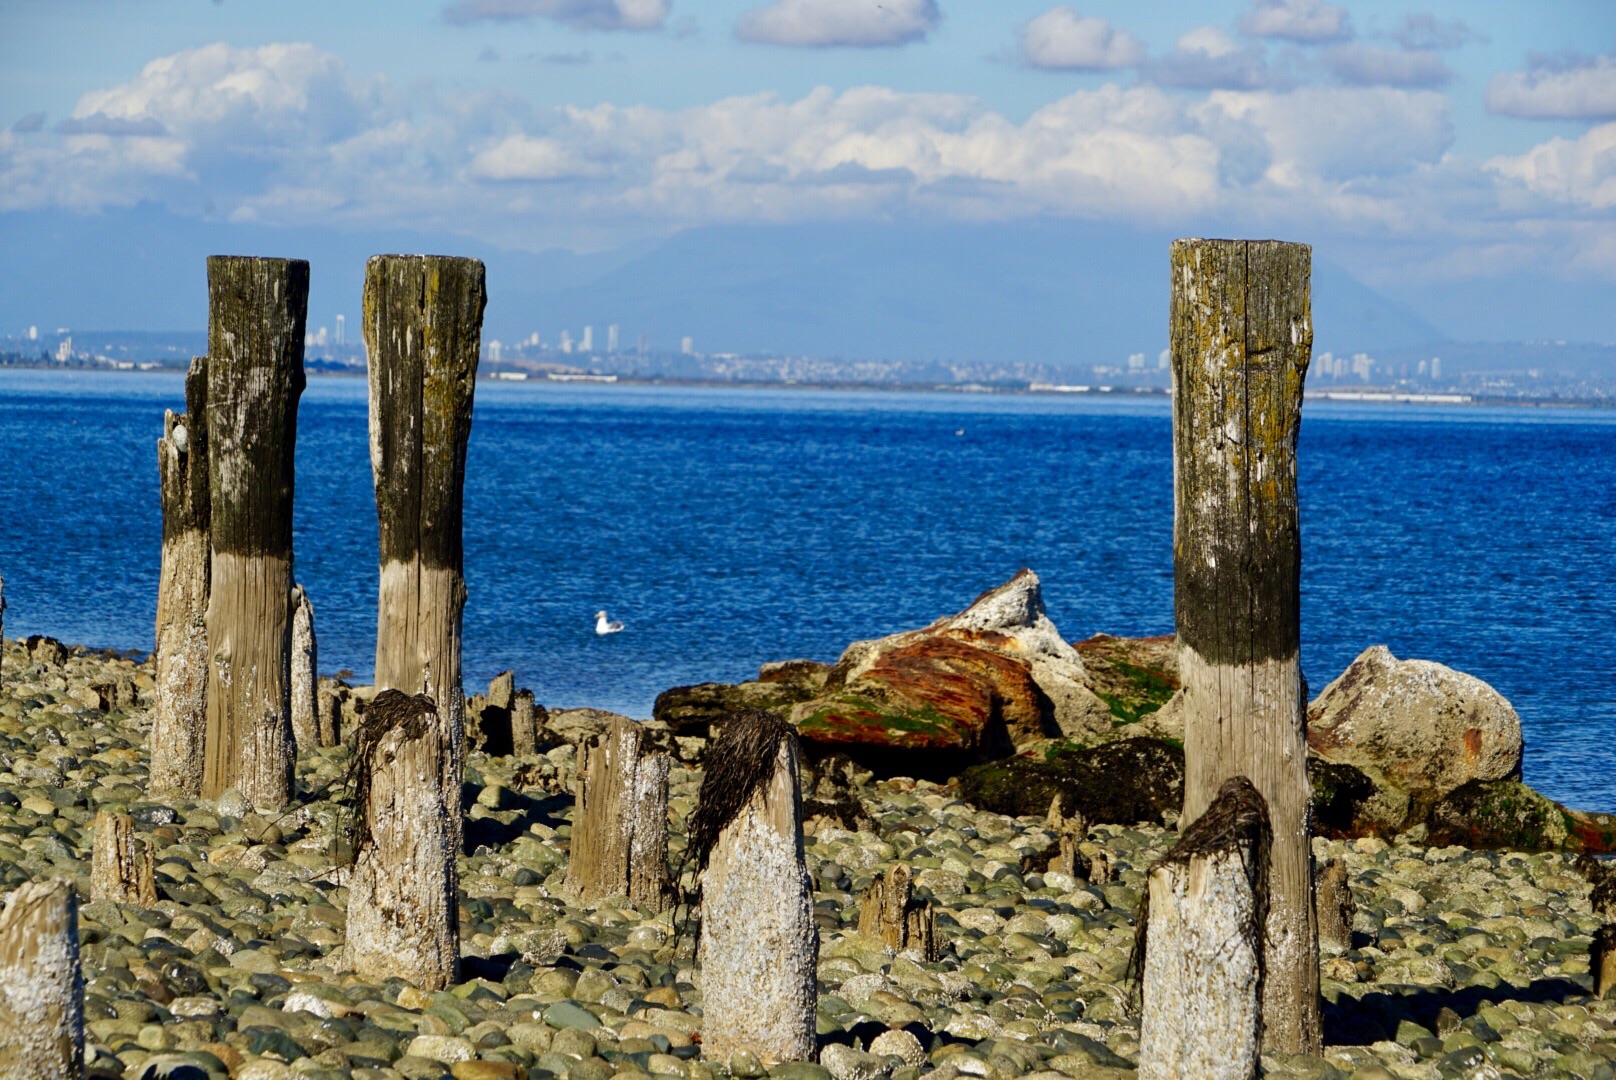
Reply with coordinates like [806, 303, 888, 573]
[365, 255, 485, 853]
[290, 584, 318, 753]
[0, 878, 84, 1078]
[1170, 238, 1319, 1052]
[201, 256, 307, 810]
[692, 711, 817, 1066]
[1137, 777, 1270, 1080]
[565, 716, 671, 910]
[152, 357, 210, 797]
[346, 690, 459, 989]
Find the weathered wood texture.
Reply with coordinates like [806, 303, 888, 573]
[0, 573, 6, 683]
[290, 584, 318, 753]
[151, 357, 211, 797]
[346, 689, 459, 989]
[316, 681, 344, 748]
[512, 689, 541, 755]
[1316, 857, 1353, 955]
[1137, 776, 1271, 1080]
[202, 256, 307, 810]
[698, 727, 817, 1066]
[566, 715, 671, 910]
[1595, 925, 1616, 999]
[1170, 238, 1319, 1053]
[857, 864, 940, 960]
[0, 878, 84, 1078]
[365, 254, 486, 852]
[91, 811, 157, 906]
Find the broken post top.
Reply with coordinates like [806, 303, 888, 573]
[160, 356, 211, 546]
[1169, 238, 1311, 668]
[364, 254, 486, 571]
[205, 255, 308, 558]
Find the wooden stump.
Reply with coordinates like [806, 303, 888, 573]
[201, 256, 307, 811]
[857, 864, 940, 961]
[1594, 925, 1616, 999]
[365, 254, 486, 853]
[1316, 858, 1353, 956]
[151, 357, 211, 798]
[289, 583, 318, 754]
[0, 878, 84, 1078]
[1136, 776, 1271, 1080]
[316, 681, 345, 748]
[512, 689, 542, 755]
[691, 710, 817, 1067]
[566, 715, 671, 910]
[346, 689, 459, 989]
[91, 811, 157, 906]
[1170, 238, 1320, 1053]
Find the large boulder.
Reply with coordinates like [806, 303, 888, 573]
[653, 661, 830, 738]
[956, 737, 1185, 827]
[1426, 781, 1616, 853]
[1307, 646, 1523, 811]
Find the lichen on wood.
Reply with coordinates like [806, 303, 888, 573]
[0, 878, 84, 1078]
[565, 714, 672, 911]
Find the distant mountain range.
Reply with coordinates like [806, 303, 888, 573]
[1, 203, 1604, 368]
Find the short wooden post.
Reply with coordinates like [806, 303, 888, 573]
[691, 710, 817, 1066]
[317, 682, 346, 748]
[365, 254, 486, 852]
[0, 878, 84, 1078]
[151, 358, 210, 797]
[1171, 238, 1319, 1053]
[1594, 926, 1616, 998]
[346, 689, 459, 989]
[1136, 776, 1271, 1080]
[512, 689, 541, 755]
[91, 812, 157, 906]
[1316, 858, 1353, 956]
[857, 864, 940, 960]
[201, 256, 307, 810]
[566, 715, 671, 910]
[290, 584, 318, 753]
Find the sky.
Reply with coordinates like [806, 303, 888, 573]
[2, 0, 1614, 342]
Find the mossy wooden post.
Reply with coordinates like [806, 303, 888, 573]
[512, 689, 540, 755]
[695, 712, 817, 1067]
[0, 878, 84, 1078]
[151, 357, 210, 797]
[91, 811, 157, 906]
[566, 715, 671, 910]
[201, 256, 307, 811]
[1594, 925, 1616, 998]
[347, 689, 459, 988]
[1137, 777, 1270, 1080]
[365, 255, 485, 853]
[290, 583, 318, 753]
[1170, 238, 1319, 1053]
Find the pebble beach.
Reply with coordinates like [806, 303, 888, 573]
[3, 638, 1614, 1080]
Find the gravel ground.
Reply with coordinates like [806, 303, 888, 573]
[1, 639, 1613, 1080]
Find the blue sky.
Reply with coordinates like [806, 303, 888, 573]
[2, 0, 1614, 338]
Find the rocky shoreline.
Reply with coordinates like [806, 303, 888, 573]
[2, 633, 1615, 1080]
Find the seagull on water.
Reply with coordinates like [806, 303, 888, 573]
[594, 610, 624, 635]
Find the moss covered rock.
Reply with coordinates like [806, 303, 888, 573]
[956, 737, 1184, 825]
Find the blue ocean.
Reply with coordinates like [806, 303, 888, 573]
[1, 370, 1611, 811]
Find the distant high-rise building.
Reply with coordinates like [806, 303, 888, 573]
[55, 336, 72, 362]
[335, 314, 345, 347]
[580, 326, 593, 352]
[489, 340, 502, 363]
[637, 333, 647, 356]
[26, 325, 37, 341]
[1430, 356, 1442, 380]
[1127, 352, 1145, 371]
[607, 324, 619, 353]
[1157, 349, 1169, 370]
[680, 336, 694, 355]
[559, 330, 573, 354]
[529, 332, 540, 347]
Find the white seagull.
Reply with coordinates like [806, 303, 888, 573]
[594, 610, 624, 635]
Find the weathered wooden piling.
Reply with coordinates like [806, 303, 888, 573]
[857, 863, 940, 960]
[346, 689, 459, 988]
[1136, 776, 1271, 1080]
[0, 573, 7, 680]
[690, 710, 817, 1066]
[566, 715, 671, 910]
[0, 878, 84, 1078]
[151, 358, 211, 797]
[1170, 238, 1320, 1052]
[290, 583, 319, 752]
[1595, 925, 1616, 998]
[365, 254, 486, 851]
[512, 689, 541, 755]
[201, 256, 308, 810]
[1316, 857, 1354, 955]
[91, 811, 157, 906]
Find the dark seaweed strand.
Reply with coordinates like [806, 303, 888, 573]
[344, 689, 439, 864]
[1125, 775, 1272, 1021]
[671, 708, 793, 949]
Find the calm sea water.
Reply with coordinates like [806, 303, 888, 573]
[1, 370, 1612, 811]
